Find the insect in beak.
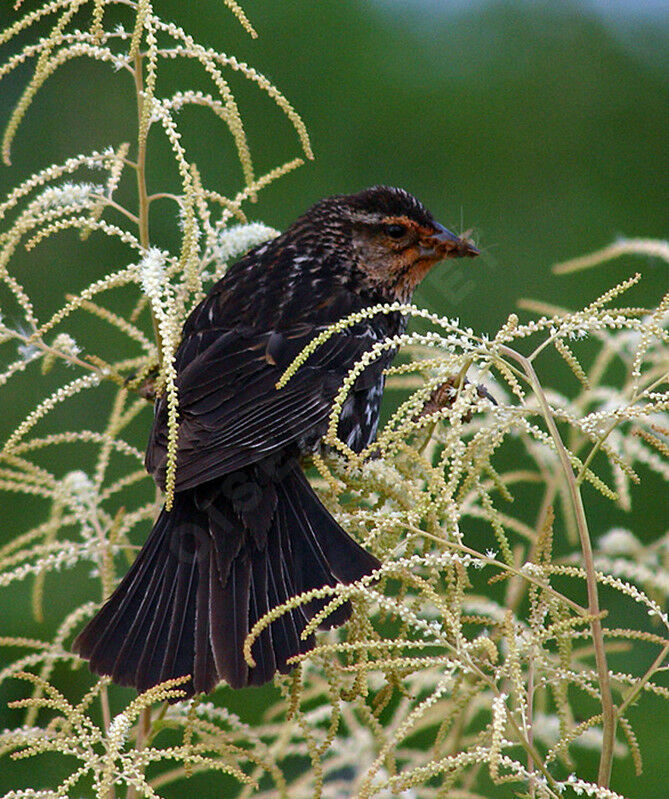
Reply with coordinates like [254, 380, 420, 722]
[419, 222, 479, 259]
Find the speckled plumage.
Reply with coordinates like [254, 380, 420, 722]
[73, 186, 477, 697]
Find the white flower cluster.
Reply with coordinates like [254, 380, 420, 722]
[36, 181, 101, 209]
[110, 52, 131, 72]
[0, 539, 98, 588]
[563, 773, 627, 798]
[62, 470, 94, 503]
[17, 341, 41, 362]
[520, 561, 543, 577]
[597, 527, 640, 556]
[597, 556, 669, 595]
[61, 471, 96, 533]
[137, 247, 168, 302]
[107, 709, 132, 749]
[212, 222, 278, 265]
[51, 333, 80, 358]
[491, 692, 508, 738]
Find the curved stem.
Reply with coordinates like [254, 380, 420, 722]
[497, 345, 616, 787]
[147, 191, 183, 204]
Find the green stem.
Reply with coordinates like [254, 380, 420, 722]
[497, 345, 616, 788]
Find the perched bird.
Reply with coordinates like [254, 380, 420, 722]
[73, 186, 478, 697]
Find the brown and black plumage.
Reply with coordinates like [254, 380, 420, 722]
[73, 186, 478, 697]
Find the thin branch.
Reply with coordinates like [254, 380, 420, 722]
[554, 238, 669, 274]
[126, 706, 152, 799]
[617, 643, 669, 719]
[497, 344, 617, 788]
[132, 50, 162, 362]
[147, 191, 183, 204]
[90, 193, 140, 225]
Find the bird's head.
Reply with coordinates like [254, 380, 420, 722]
[301, 185, 479, 303]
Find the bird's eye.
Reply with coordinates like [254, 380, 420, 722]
[384, 223, 407, 239]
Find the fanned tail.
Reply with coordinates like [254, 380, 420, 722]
[73, 463, 380, 697]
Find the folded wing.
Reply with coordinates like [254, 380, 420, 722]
[146, 322, 382, 491]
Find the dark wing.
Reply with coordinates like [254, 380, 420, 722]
[146, 322, 381, 492]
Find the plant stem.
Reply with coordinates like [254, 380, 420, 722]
[14, 329, 102, 375]
[133, 54, 149, 251]
[411, 528, 588, 617]
[100, 685, 114, 799]
[497, 345, 616, 787]
[126, 706, 152, 799]
[133, 51, 162, 362]
[90, 193, 140, 225]
[147, 192, 182, 203]
[616, 643, 669, 719]
[527, 660, 535, 799]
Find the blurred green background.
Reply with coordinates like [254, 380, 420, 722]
[0, 0, 667, 796]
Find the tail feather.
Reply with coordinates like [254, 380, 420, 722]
[112, 539, 169, 686]
[207, 542, 232, 685]
[158, 530, 198, 691]
[269, 520, 313, 672]
[192, 543, 217, 695]
[73, 462, 379, 698]
[215, 556, 251, 689]
[135, 552, 179, 691]
[247, 551, 276, 686]
[288, 467, 381, 584]
[112, 510, 191, 686]
[278, 474, 354, 629]
[74, 507, 171, 678]
[208, 503, 243, 584]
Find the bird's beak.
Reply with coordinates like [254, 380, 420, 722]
[419, 222, 479, 260]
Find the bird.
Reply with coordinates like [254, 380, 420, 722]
[73, 185, 478, 698]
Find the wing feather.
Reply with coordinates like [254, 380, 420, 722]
[146, 322, 380, 490]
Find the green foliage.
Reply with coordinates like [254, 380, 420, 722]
[0, 2, 667, 798]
